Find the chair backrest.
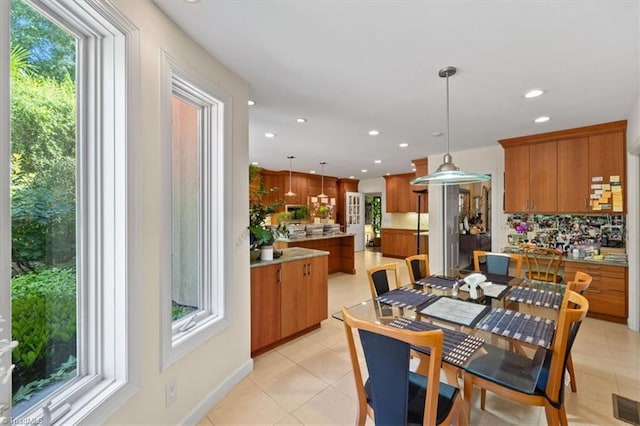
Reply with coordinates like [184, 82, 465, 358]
[405, 254, 430, 283]
[545, 290, 588, 404]
[342, 307, 444, 426]
[567, 271, 593, 294]
[472, 250, 523, 278]
[367, 263, 400, 298]
[523, 245, 563, 283]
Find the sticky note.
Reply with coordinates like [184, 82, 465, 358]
[592, 204, 602, 210]
[595, 189, 603, 195]
[610, 175, 620, 182]
[591, 184, 602, 189]
[612, 186, 622, 193]
[602, 184, 611, 190]
[592, 176, 604, 182]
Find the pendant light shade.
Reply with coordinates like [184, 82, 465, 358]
[285, 155, 296, 197]
[318, 161, 327, 198]
[411, 66, 490, 186]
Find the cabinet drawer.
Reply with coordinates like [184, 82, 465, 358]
[584, 289, 626, 318]
[564, 262, 627, 279]
[589, 276, 626, 292]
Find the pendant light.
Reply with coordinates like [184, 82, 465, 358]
[411, 66, 490, 186]
[285, 155, 296, 197]
[318, 161, 327, 198]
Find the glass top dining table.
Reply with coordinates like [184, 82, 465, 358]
[333, 268, 567, 395]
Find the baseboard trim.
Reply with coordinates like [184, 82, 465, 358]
[181, 358, 254, 425]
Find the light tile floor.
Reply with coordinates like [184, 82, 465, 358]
[200, 250, 639, 425]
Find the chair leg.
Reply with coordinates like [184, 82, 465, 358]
[567, 353, 577, 392]
[559, 405, 569, 426]
[543, 401, 563, 426]
[463, 372, 473, 423]
[480, 388, 486, 410]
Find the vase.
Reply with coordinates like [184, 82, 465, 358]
[250, 248, 261, 262]
[260, 245, 274, 261]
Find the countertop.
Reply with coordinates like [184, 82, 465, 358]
[250, 247, 329, 268]
[276, 233, 354, 243]
[503, 248, 628, 267]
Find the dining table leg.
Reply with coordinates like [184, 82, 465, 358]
[463, 371, 473, 422]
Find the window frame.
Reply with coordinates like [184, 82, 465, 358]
[2, 0, 142, 423]
[160, 51, 231, 370]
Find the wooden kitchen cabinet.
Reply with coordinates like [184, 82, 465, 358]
[557, 137, 590, 212]
[563, 261, 627, 323]
[500, 120, 626, 214]
[280, 172, 308, 205]
[251, 253, 328, 356]
[380, 228, 428, 259]
[384, 173, 418, 213]
[503, 141, 557, 213]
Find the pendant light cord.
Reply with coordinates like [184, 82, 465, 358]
[445, 72, 450, 156]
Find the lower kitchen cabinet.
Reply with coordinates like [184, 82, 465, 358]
[380, 228, 428, 259]
[564, 261, 627, 323]
[251, 253, 328, 356]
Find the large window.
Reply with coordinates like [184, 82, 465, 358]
[2, 0, 139, 423]
[161, 52, 230, 368]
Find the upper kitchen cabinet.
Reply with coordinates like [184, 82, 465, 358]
[410, 158, 429, 213]
[308, 175, 338, 199]
[502, 140, 557, 213]
[500, 120, 627, 214]
[384, 173, 417, 213]
[281, 171, 308, 205]
[261, 169, 283, 206]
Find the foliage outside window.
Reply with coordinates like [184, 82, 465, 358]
[10, 0, 78, 412]
[372, 196, 382, 237]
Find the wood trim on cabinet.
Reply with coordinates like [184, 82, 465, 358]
[498, 120, 627, 147]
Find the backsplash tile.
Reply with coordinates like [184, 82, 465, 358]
[506, 214, 626, 253]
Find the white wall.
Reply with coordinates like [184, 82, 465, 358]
[106, 1, 252, 423]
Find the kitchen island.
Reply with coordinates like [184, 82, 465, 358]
[274, 233, 355, 274]
[250, 247, 329, 356]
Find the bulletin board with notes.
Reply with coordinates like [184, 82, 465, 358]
[590, 175, 623, 212]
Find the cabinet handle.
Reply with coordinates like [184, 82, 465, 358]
[586, 289, 601, 294]
[530, 199, 535, 210]
[307, 263, 311, 275]
[277, 268, 282, 283]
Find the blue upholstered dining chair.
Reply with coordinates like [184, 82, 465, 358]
[473, 250, 523, 278]
[341, 308, 467, 426]
[366, 263, 401, 298]
[463, 290, 589, 425]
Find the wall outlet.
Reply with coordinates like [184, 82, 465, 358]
[165, 378, 177, 407]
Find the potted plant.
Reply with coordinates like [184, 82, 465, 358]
[249, 165, 282, 260]
[317, 205, 330, 221]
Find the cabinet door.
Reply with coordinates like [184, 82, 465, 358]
[589, 132, 626, 213]
[503, 145, 530, 212]
[528, 141, 557, 212]
[280, 260, 307, 338]
[250, 264, 281, 352]
[306, 256, 328, 327]
[384, 175, 400, 212]
[557, 137, 589, 212]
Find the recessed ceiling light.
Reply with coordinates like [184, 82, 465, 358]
[524, 89, 544, 99]
[399, 143, 409, 148]
[264, 132, 276, 138]
[410, 163, 415, 167]
[386, 173, 391, 176]
[310, 170, 316, 174]
[412, 168, 416, 172]
[248, 100, 255, 106]
[296, 118, 307, 123]
[361, 169, 368, 173]
[368, 130, 380, 136]
[349, 175, 355, 179]
[374, 160, 382, 164]
[432, 131, 443, 137]
[251, 162, 258, 166]
[534, 116, 550, 123]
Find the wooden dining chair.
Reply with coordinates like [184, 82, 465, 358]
[367, 263, 401, 298]
[565, 271, 593, 392]
[472, 250, 523, 278]
[523, 245, 563, 283]
[341, 307, 467, 426]
[405, 254, 430, 283]
[463, 289, 589, 425]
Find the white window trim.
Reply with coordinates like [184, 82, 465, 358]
[2, 1, 142, 424]
[160, 51, 232, 370]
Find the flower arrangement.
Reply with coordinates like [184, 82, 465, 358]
[248, 165, 283, 249]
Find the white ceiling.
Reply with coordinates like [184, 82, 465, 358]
[155, 1, 639, 179]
